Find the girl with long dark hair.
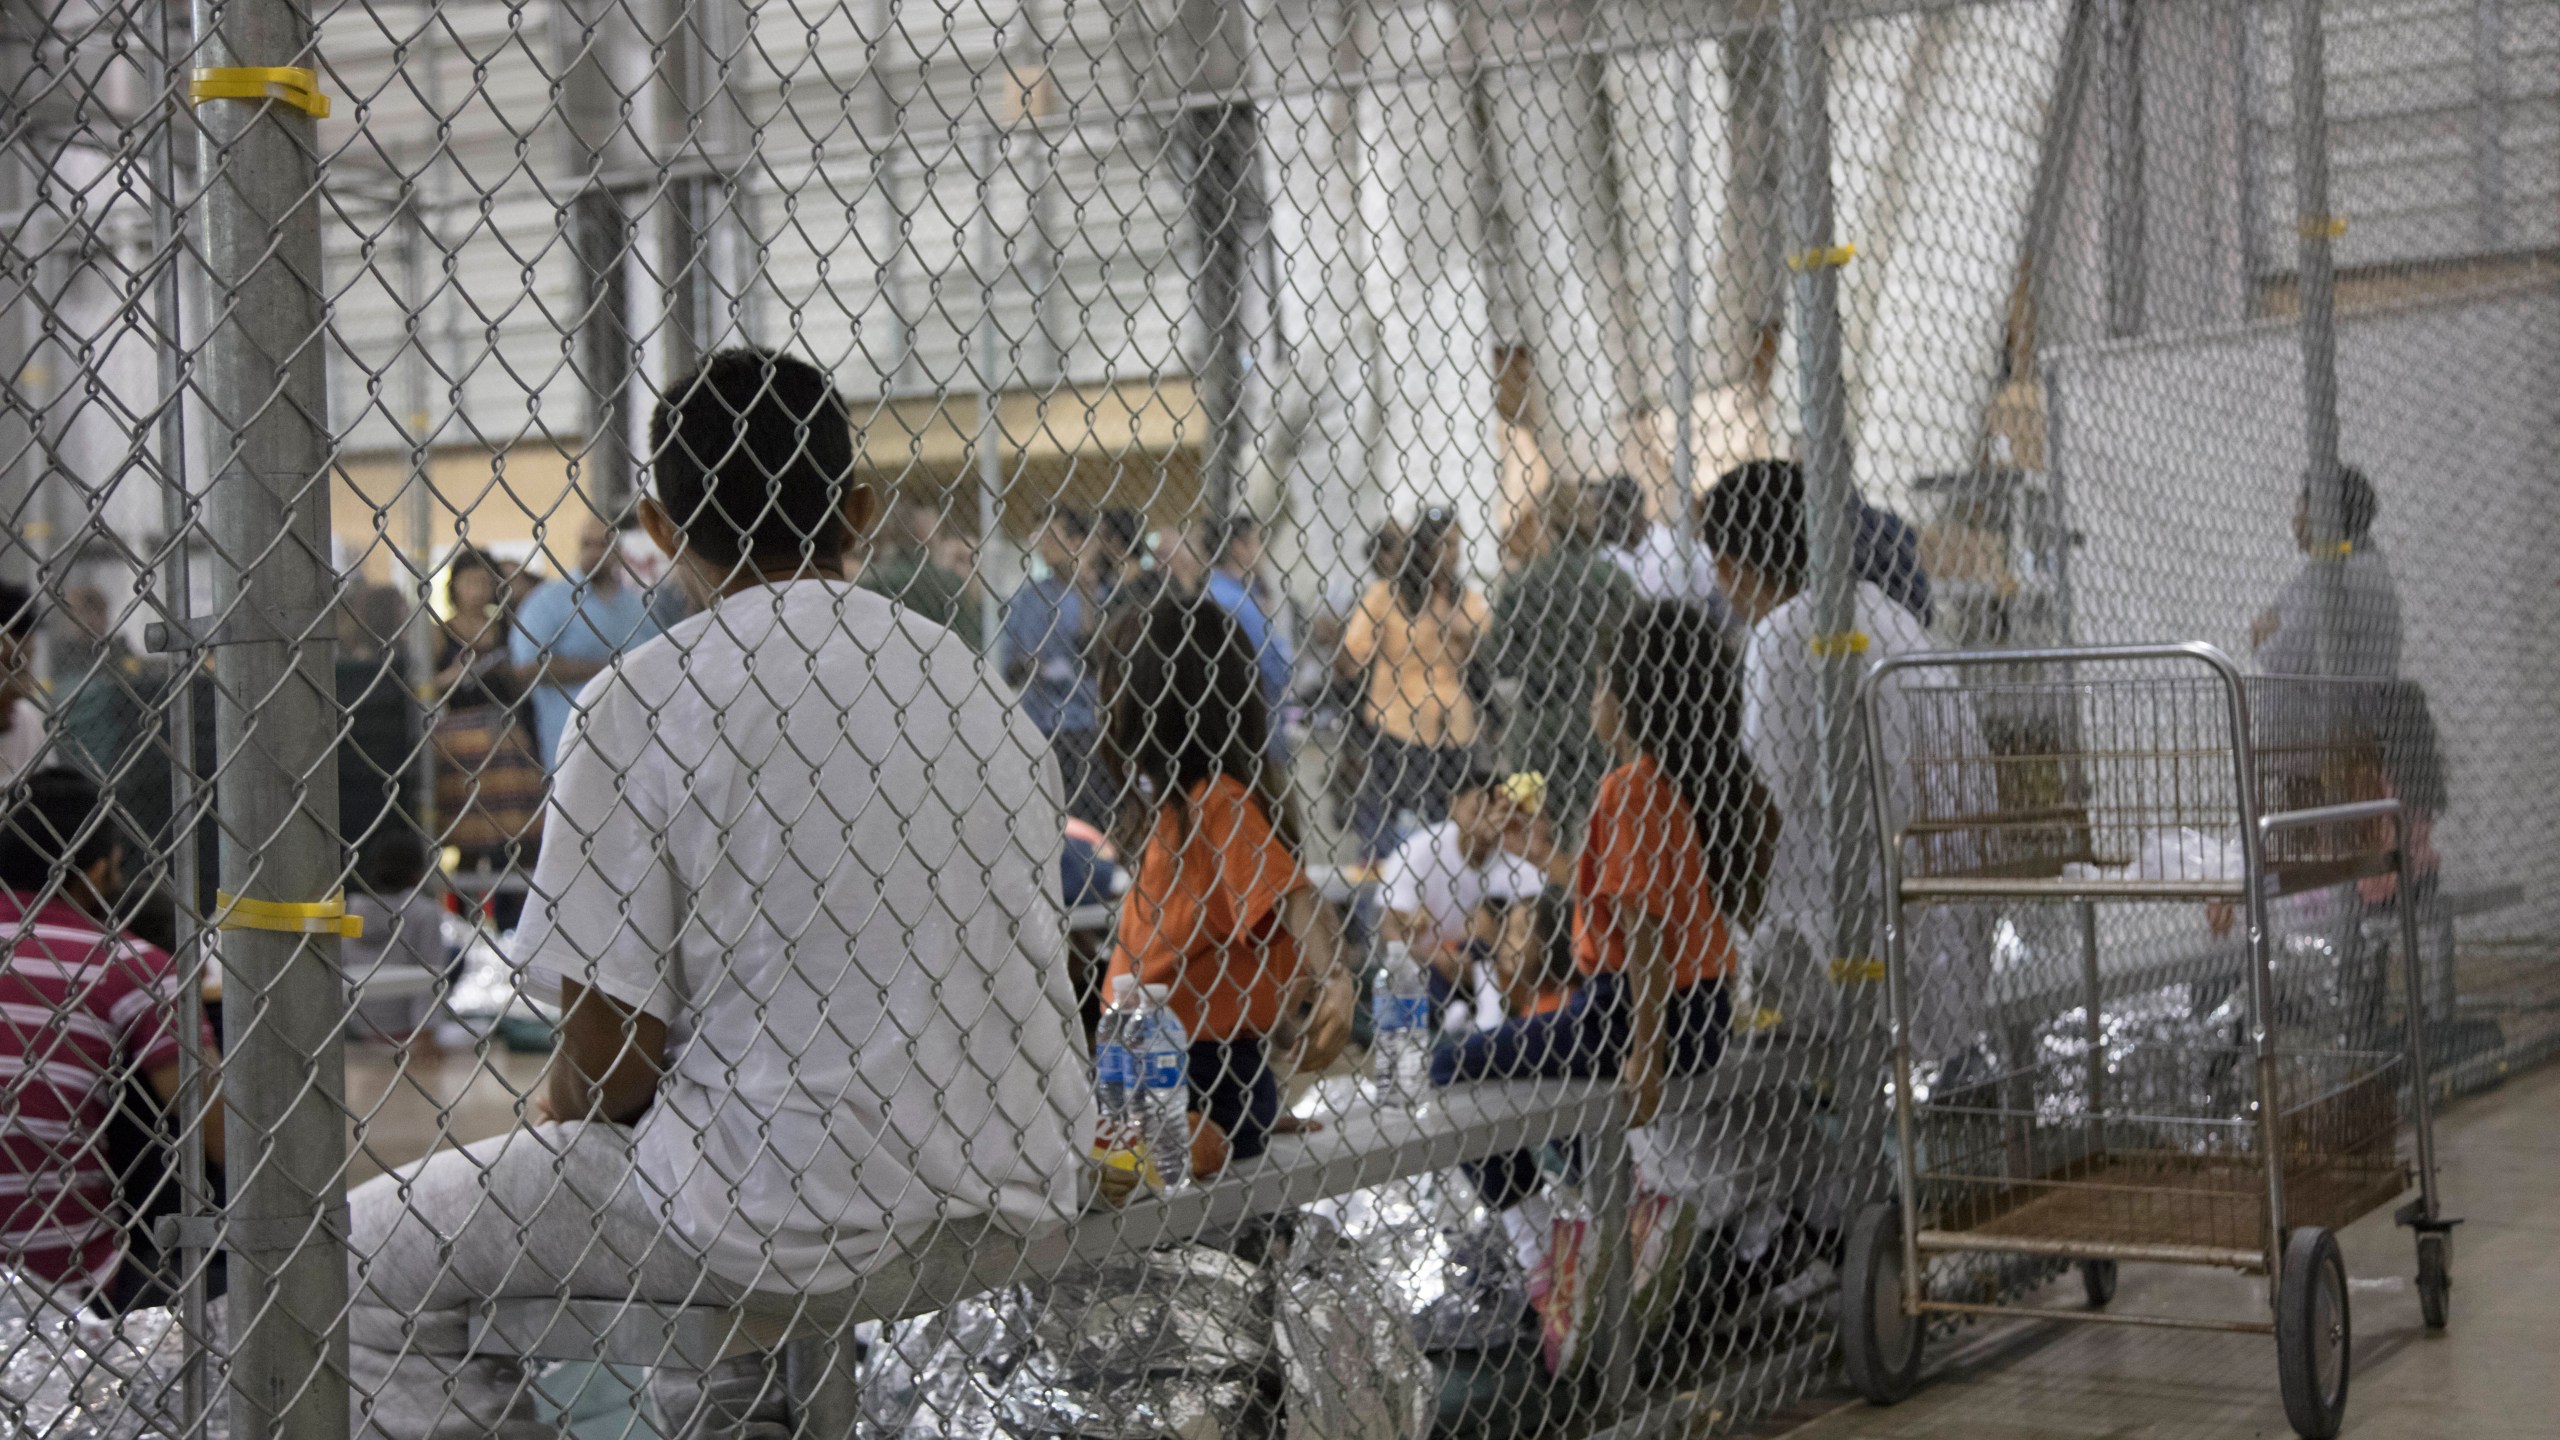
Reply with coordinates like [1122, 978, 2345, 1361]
[1435, 600, 1776, 1136]
[1101, 594, 1358, 1171]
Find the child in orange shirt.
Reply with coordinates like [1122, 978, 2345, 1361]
[1102, 595, 1358, 1171]
[1435, 601, 1775, 1201]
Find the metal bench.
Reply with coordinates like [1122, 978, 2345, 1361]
[462, 1054, 1812, 1432]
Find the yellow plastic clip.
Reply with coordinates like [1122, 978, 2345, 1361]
[2335, 540, 2354, 557]
[1829, 956, 1886, 984]
[189, 66, 332, 119]
[1736, 1005, 1787, 1035]
[1809, 631, 1870, 658]
[1786, 243, 1858, 272]
[214, 890, 365, 939]
[2297, 214, 2348, 240]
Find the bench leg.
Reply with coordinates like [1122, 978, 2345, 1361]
[783, 1334, 860, 1436]
[648, 1351, 792, 1439]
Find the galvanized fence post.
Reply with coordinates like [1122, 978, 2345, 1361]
[0, 13, 40, 587]
[187, 0, 355, 1429]
[1777, 0, 1886, 1181]
[2286, 0, 2349, 676]
[147, 3, 215, 1426]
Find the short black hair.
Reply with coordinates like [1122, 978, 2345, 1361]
[1097, 508, 1146, 555]
[0, 580, 36, 643]
[2305, 464, 2379, 542]
[1696, 459, 1810, 594]
[358, 829, 434, 894]
[1597, 474, 1649, 547]
[0, 768, 122, 894]
[1047, 506, 1092, 541]
[444, 544, 497, 589]
[1202, 513, 1259, 565]
[649, 348, 857, 571]
[1366, 522, 1404, 564]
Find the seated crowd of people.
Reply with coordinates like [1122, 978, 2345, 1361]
[0, 340, 2051, 1439]
[0, 328, 2436, 1439]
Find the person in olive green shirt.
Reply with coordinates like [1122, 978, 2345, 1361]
[1486, 483, 1642, 831]
[858, 499, 985, 651]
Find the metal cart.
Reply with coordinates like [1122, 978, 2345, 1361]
[1841, 643, 2454, 1439]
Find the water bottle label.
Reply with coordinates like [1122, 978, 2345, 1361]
[1096, 1043, 1137, 1087]
[1374, 994, 1431, 1033]
[1141, 1049, 1186, 1088]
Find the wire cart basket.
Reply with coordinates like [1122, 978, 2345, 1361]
[1842, 643, 2454, 1439]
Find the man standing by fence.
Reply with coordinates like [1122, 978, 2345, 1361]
[1003, 507, 1111, 828]
[1697, 460, 1967, 1042]
[2252, 463, 2402, 679]
[1199, 514, 1296, 761]
[510, 514, 661, 770]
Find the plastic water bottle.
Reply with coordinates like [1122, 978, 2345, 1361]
[1137, 983, 1193, 1193]
[1094, 977, 1149, 1186]
[1372, 941, 1434, 1111]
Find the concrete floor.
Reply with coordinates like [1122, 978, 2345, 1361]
[1774, 1059, 2560, 1439]
[344, 1037, 548, 1184]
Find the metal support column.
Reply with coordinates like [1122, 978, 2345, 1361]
[1722, 29, 1789, 394]
[2100, 0, 2145, 338]
[1667, 48, 1700, 510]
[189, 0, 353, 1430]
[146, 2, 211, 1425]
[971, 130, 1008, 652]
[398, 192, 439, 838]
[2010, 0, 2101, 374]
[557, 0, 640, 518]
[2466, 0, 2509, 254]
[1777, 0, 1883, 1166]
[1179, 99, 1267, 520]
[0, 3, 42, 585]
[2286, 0, 2348, 675]
[661, 0, 751, 369]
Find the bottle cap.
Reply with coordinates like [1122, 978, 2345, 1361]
[1111, 974, 1141, 1007]
[1142, 983, 1174, 1007]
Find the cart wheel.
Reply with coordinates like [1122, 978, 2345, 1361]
[2277, 1227, 2351, 1440]
[1840, 1201, 1924, 1405]
[2416, 1231, 2451, 1331]
[2080, 1258, 2118, 1309]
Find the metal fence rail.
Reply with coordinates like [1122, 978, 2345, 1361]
[0, 0, 2551, 1435]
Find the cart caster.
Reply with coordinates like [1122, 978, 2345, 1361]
[1841, 1201, 1923, 1405]
[2079, 1258, 2117, 1309]
[2277, 1227, 2351, 1440]
[2416, 1230, 2451, 1331]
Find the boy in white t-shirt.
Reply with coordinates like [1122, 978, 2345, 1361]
[1378, 767, 1563, 1033]
[344, 349, 1094, 1439]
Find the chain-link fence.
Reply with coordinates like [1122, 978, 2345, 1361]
[0, 0, 2551, 1433]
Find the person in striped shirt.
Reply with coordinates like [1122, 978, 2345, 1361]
[0, 767, 220, 1294]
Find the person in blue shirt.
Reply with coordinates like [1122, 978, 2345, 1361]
[1001, 508, 1111, 827]
[509, 515, 663, 769]
[1197, 515, 1293, 746]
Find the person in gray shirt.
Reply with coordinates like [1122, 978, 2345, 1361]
[2252, 464, 2401, 678]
